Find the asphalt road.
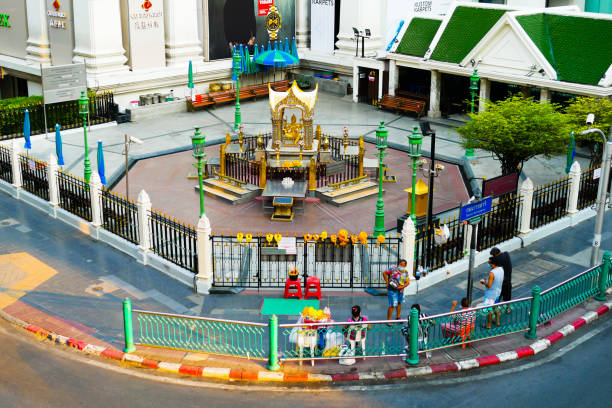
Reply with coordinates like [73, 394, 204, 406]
[1, 315, 611, 408]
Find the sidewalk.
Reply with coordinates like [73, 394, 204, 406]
[0, 181, 611, 381]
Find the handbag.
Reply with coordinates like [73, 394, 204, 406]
[338, 345, 356, 365]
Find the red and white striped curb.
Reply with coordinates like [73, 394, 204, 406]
[2, 300, 611, 383]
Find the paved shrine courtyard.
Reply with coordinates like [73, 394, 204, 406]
[114, 142, 469, 235]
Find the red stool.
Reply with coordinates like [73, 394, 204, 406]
[284, 278, 302, 299]
[305, 276, 322, 300]
[195, 94, 203, 103]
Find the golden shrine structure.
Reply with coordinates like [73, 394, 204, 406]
[201, 81, 388, 221]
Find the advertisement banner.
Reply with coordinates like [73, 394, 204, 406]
[208, 0, 295, 61]
[258, 0, 273, 16]
[0, 0, 27, 59]
[46, 0, 75, 66]
[310, 0, 335, 55]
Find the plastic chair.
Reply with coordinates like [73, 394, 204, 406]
[346, 325, 367, 359]
[284, 278, 302, 299]
[304, 276, 322, 300]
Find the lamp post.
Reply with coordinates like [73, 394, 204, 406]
[465, 69, 479, 158]
[233, 47, 242, 131]
[579, 118, 612, 266]
[192, 127, 207, 217]
[78, 91, 92, 183]
[408, 126, 423, 227]
[373, 121, 388, 237]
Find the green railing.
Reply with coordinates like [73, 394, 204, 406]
[421, 296, 532, 351]
[278, 319, 405, 361]
[538, 265, 601, 324]
[133, 309, 268, 360]
[121, 252, 611, 369]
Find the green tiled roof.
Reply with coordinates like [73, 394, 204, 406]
[429, 6, 507, 63]
[396, 18, 442, 57]
[517, 14, 612, 86]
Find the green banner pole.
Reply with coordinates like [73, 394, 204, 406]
[267, 314, 280, 371]
[123, 298, 136, 353]
[406, 308, 419, 365]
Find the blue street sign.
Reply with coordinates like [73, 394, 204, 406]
[460, 196, 492, 222]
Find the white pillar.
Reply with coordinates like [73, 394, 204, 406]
[479, 78, 490, 112]
[519, 178, 534, 234]
[137, 190, 152, 265]
[90, 172, 103, 237]
[378, 68, 384, 100]
[567, 161, 581, 216]
[48, 153, 59, 218]
[388, 60, 398, 96]
[72, 0, 128, 75]
[540, 87, 551, 103]
[195, 214, 213, 294]
[352, 64, 359, 103]
[428, 70, 441, 118]
[401, 217, 416, 295]
[336, 0, 387, 56]
[10, 140, 22, 198]
[295, 0, 311, 49]
[164, 0, 202, 66]
[25, 0, 51, 66]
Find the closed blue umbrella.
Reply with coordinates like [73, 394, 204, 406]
[284, 37, 290, 53]
[252, 44, 260, 73]
[291, 37, 300, 63]
[240, 44, 248, 74]
[23, 109, 31, 150]
[97, 140, 106, 185]
[55, 124, 64, 166]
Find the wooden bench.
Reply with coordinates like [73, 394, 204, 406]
[187, 95, 214, 112]
[233, 85, 256, 101]
[251, 84, 270, 98]
[210, 90, 235, 105]
[378, 94, 426, 118]
[271, 80, 290, 92]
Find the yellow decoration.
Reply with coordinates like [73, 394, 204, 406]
[304, 233, 312, 242]
[274, 233, 282, 243]
[292, 160, 302, 166]
[330, 234, 337, 244]
[245, 233, 252, 243]
[350, 234, 358, 244]
[358, 231, 368, 245]
[314, 234, 320, 242]
[266, 233, 274, 243]
[338, 229, 349, 246]
[236, 233, 244, 242]
[377, 234, 386, 244]
[320, 231, 328, 240]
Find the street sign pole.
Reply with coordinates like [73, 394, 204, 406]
[460, 192, 487, 305]
[466, 216, 480, 304]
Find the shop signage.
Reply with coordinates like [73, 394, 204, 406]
[0, 13, 10, 28]
[258, 0, 273, 17]
[48, 0, 68, 29]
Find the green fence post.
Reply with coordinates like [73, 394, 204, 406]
[123, 298, 136, 353]
[267, 314, 280, 371]
[406, 308, 419, 365]
[595, 251, 611, 301]
[526, 286, 541, 339]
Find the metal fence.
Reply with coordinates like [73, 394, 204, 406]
[225, 154, 260, 186]
[538, 265, 600, 324]
[133, 310, 267, 359]
[211, 235, 401, 289]
[577, 166, 599, 210]
[530, 177, 569, 229]
[415, 217, 466, 270]
[323, 133, 358, 161]
[0, 92, 115, 139]
[0, 145, 11, 183]
[57, 171, 92, 221]
[477, 194, 522, 251]
[149, 210, 197, 273]
[101, 189, 139, 245]
[19, 154, 49, 201]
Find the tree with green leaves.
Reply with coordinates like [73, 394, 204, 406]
[457, 96, 571, 175]
[564, 96, 612, 167]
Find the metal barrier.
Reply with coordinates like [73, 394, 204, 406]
[149, 210, 197, 272]
[577, 166, 599, 210]
[19, 154, 49, 200]
[57, 170, 92, 221]
[133, 309, 268, 360]
[530, 177, 569, 229]
[0, 145, 12, 183]
[101, 189, 139, 245]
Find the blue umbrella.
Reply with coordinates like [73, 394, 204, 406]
[284, 37, 290, 53]
[254, 50, 299, 68]
[55, 124, 64, 166]
[97, 140, 106, 185]
[252, 44, 260, 73]
[291, 37, 300, 63]
[23, 109, 31, 150]
[240, 44, 247, 74]
[267, 41, 271, 51]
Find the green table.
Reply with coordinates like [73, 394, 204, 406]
[260, 298, 320, 316]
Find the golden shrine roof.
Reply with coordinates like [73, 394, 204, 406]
[269, 81, 318, 113]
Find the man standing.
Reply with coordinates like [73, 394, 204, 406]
[383, 259, 410, 322]
[490, 247, 512, 302]
[479, 257, 504, 328]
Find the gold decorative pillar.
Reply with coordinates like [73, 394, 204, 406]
[358, 136, 365, 177]
[272, 118, 282, 143]
[225, 133, 231, 146]
[315, 125, 322, 148]
[303, 119, 313, 149]
[220, 144, 226, 176]
[259, 156, 267, 189]
[308, 157, 317, 192]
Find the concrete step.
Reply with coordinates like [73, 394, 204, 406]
[199, 185, 241, 204]
[200, 177, 261, 205]
[331, 186, 379, 206]
[320, 181, 377, 198]
[204, 178, 248, 195]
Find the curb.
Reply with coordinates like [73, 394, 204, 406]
[2, 299, 611, 383]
